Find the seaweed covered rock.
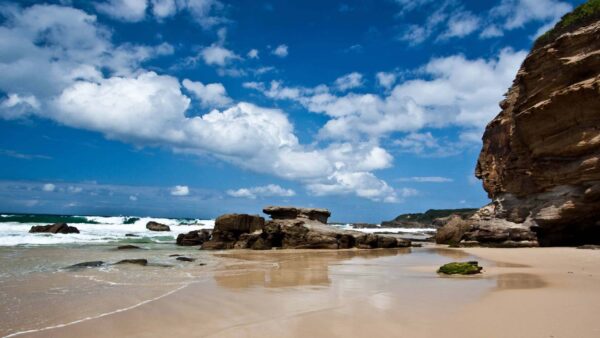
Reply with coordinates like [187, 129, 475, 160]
[146, 221, 170, 232]
[437, 261, 483, 275]
[29, 223, 79, 234]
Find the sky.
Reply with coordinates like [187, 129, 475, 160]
[0, 0, 585, 222]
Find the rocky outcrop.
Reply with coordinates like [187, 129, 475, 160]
[29, 223, 79, 234]
[201, 206, 411, 250]
[468, 8, 600, 246]
[381, 209, 477, 228]
[263, 206, 331, 224]
[146, 221, 170, 232]
[176, 229, 211, 246]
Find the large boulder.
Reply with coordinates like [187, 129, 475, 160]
[176, 230, 211, 246]
[435, 215, 472, 245]
[263, 206, 331, 224]
[29, 223, 79, 234]
[146, 221, 170, 232]
[201, 214, 264, 250]
[468, 6, 600, 246]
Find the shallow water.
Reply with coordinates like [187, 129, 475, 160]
[0, 245, 512, 337]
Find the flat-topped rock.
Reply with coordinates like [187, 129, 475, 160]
[29, 223, 79, 234]
[262, 206, 331, 224]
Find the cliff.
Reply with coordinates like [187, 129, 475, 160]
[450, 2, 600, 246]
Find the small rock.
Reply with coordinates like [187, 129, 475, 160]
[176, 229, 211, 246]
[117, 245, 141, 250]
[64, 261, 104, 269]
[437, 261, 483, 275]
[169, 254, 183, 257]
[198, 263, 207, 266]
[176, 257, 196, 262]
[115, 259, 148, 266]
[577, 245, 600, 250]
[146, 221, 170, 232]
[125, 233, 138, 237]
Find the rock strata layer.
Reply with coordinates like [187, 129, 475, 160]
[201, 206, 411, 250]
[442, 12, 600, 247]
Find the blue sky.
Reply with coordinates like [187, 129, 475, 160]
[0, 0, 584, 222]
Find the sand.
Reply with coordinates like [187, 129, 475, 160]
[1, 245, 599, 338]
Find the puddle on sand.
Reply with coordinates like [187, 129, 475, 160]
[495, 273, 547, 290]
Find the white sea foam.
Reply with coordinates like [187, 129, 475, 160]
[0, 215, 215, 246]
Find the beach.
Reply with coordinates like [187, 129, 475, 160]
[1, 245, 599, 338]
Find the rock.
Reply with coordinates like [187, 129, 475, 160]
[437, 261, 483, 275]
[434, 215, 472, 245]
[381, 209, 478, 228]
[468, 9, 600, 246]
[176, 230, 211, 246]
[29, 223, 79, 234]
[203, 206, 412, 250]
[169, 254, 183, 257]
[578, 245, 600, 250]
[125, 233, 138, 237]
[201, 214, 264, 250]
[64, 261, 104, 269]
[176, 257, 196, 262]
[115, 259, 148, 266]
[146, 221, 170, 232]
[117, 245, 141, 250]
[263, 206, 331, 224]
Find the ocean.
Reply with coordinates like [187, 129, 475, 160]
[0, 213, 434, 246]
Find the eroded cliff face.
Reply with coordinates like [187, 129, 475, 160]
[469, 19, 600, 246]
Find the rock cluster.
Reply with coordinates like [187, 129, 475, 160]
[29, 223, 79, 234]
[198, 206, 411, 250]
[441, 11, 600, 247]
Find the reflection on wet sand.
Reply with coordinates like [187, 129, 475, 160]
[428, 247, 471, 260]
[214, 249, 411, 288]
[495, 273, 546, 290]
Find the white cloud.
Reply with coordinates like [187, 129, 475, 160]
[307, 172, 400, 203]
[171, 185, 190, 196]
[95, 0, 149, 22]
[227, 184, 295, 199]
[334, 72, 363, 91]
[376, 72, 396, 90]
[129, 195, 138, 201]
[490, 0, 572, 30]
[42, 183, 56, 192]
[393, 0, 434, 15]
[182, 79, 232, 108]
[150, 0, 177, 18]
[272, 44, 288, 57]
[200, 44, 239, 66]
[439, 11, 480, 39]
[397, 176, 454, 183]
[247, 49, 259, 59]
[67, 186, 83, 193]
[480, 25, 504, 38]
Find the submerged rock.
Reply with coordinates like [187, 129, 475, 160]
[437, 261, 483, 275]
[116, 245, 141, 250]
[115, 259, 148, 266]
[29, 223, 79, 234]
[146, 221, 170, 232]
[125, 233, 138, 237]
[176, 229, 211, 246]
[64, 261, 104, 269]
[175, 256, 196, 262]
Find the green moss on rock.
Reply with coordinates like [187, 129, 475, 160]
[437, 261, 483, 275]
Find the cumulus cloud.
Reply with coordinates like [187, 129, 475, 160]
[438, 11, 480, 39]
[247, 49, 259, 59]
[171, 185, 190, 196]
[334, 72, 363, 91]
[396, 176, 454, 183]
[227, 184, 295, 199]
[376, 72, 397, 90]
[42, 183, 56, 192]
[272, 44, 288, 57]
[95, 0, 148, 22]
[182, 79, 232, 107]
[200, 44, 239, 66]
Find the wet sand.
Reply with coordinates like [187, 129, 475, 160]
[0, 245, 599, 337]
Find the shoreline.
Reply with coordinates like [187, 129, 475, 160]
[1, 245, 599, 337]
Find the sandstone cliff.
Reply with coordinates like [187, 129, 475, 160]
[447, 4, 600, 246]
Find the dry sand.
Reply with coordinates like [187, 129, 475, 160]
[1, 246, 599, 338]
